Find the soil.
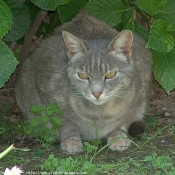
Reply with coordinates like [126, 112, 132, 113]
[0, 76, 175, 173]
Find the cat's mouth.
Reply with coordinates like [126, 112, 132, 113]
[83, 92, 112, 105]
[84, 94, 109, 105]
[90, 100, 107, 105]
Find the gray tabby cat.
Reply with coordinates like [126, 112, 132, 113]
[15, 11, 152, 153]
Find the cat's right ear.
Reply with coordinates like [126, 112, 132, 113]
[108, 30, 133, 58]
[62, 31, 87, 59]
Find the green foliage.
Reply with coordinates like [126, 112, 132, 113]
[145, 115, 158, 126]
[155, 0, 175, 30]
[82, 142, 98, 154]
[85, 0, 126, 27]
[30, 0, 60, 11]
[23, 102, 62, 145]
[57, 0, 87, 23]
[0, 0, 18, 88]
[135, 0, 167, 16]
[153, 49, 175, 93]
[0, 40, 18, 87]
[147, 19, 174, 52]
[41, 148, 175, 174]
[3, 0, 31, 42]
[144, 153, 175, 174]
[41, 154, 98, 174]
[0, 0, 12, 38]
[1, 0, 175, 91]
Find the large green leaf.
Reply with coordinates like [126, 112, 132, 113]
[57, 0, 87, 23]
[116, 7, 149, 41]
[31, 0, 60, 11]
[147, 19, 174, 52]
[123, 21, 149, 41]
[59, 0, 71, 5]
[0, 40, 18, 88]
[3, 0, 31, 42]
[0, 0, 12, 38]
[136, 0, 167, 16]
[85, 0, 126, 27]
[153, 48, 175, 94]
[155, 0, 175, 30]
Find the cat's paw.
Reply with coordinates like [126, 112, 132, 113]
[60, 139, 83, 153]
[108, 134, 131, 151]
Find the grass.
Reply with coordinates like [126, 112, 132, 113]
[1, 103, 175, 174]
[1, 143, 175, 174]
[1, 128, 175, 174]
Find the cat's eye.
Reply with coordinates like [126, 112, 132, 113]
[105, 72, 116, 79]
[78, 72, 89, 79]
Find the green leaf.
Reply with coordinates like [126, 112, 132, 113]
[155, 0, 175, 30]
[48, 154, 55, 160]
[123, 21, 149, 41]
[31, 0, 60, 11]
[144, 156, 153, 162]
[0, 0, 12, 38]
[51, 127, 56, 135]
[145, 115, 158, 125]
[26, 129, 32, 135]
[0, 40, 18, 88]
[30, 117, 41, 127]
[116, 5, 148, 40]
[59, 0, 71, 5]
[42, 115, 49, 125]
[30, 104, 45, 116]
[25, 1, 40, 21]
[3, 0, 31, 42]
[85, 0, 126, 27]
[136, 0, 167, 16]
[50, 116, 62, 127]
[153, 48, 175, 94]
[34, 148, 45, 156]
[52, 158, 59, 167]
[48, 102, 58, 109]
[57, 166, 65, 172]
[147, 19, 174, 52]
[57, 0, 87, 23]
[47, 102, 62, 115]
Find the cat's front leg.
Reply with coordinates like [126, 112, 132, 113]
[60, 122, 83, 153]
[107, 126, 130, 151]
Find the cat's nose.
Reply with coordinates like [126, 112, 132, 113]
[92, 92, 102, 99]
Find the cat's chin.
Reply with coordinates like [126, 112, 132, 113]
[90, 100, 107, 106]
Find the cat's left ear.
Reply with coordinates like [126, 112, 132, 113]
[108, 30, 133, 58]
[62, 31, 87, 59]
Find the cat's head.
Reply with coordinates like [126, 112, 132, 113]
[62, 30, 133, 105]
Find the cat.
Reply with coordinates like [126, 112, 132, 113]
[15, 11, 152, 153]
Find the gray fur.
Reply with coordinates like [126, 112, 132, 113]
[15, 11, 152, 153]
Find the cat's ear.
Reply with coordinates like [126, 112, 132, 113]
[108, 30, 133, 58]
[62, 31, 87, 59]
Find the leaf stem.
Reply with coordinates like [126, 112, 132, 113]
[126, 0, 150, 24]
[0, 144, 14, 160]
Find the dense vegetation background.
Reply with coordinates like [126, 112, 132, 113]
[0, 0, 175, 94]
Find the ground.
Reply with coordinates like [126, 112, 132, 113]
[0, 78, 175, 174]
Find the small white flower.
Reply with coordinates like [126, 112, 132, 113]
[4, 166, 22, 175]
